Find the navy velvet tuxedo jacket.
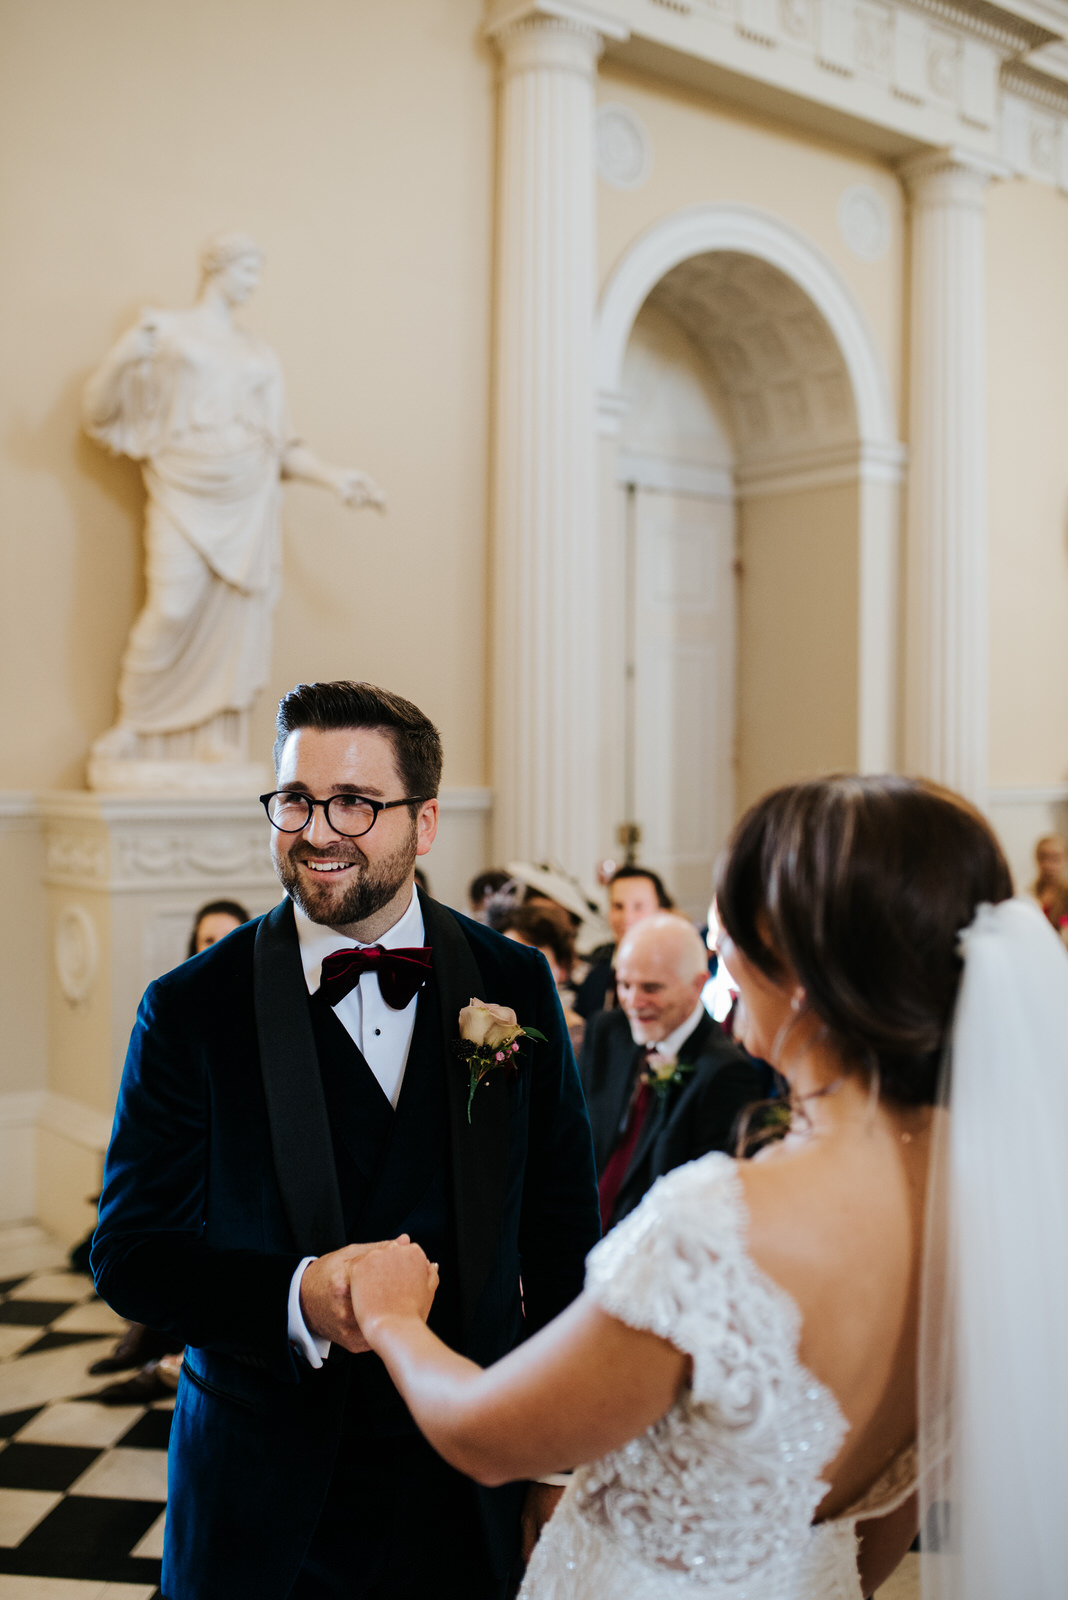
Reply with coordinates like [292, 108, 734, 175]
[579, 1006, 767, 1227]
[92, 892, 600, 1600]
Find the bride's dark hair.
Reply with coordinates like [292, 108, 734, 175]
[715, 775, 1013, 1105]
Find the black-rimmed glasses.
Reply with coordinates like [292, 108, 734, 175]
[259, 791, 429, 838]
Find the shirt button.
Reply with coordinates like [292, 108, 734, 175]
[375, 1028, 381, 1036]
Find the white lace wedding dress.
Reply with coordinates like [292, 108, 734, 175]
[520, 1154, 917, 1600]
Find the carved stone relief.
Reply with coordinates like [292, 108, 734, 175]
[838, 184, 892, 260]
[596, 104, 652, 188]
[54, 905, 99, 1006]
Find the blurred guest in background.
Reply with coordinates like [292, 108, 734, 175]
[1030, 834, 1068, 922]
[497, 902, 586, 1056]
[574, 864, 675, 1020]
[187, 898, 251, 958]
[579, 914, 766, 1231]
[468, 869, 511, 922]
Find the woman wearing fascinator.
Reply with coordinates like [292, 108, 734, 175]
[350, 775, 1068, 1600]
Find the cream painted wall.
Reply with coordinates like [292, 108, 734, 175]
[987, 178, 1068, 790]
[736, 483, 859, 808]
[0, 0, 494, 793]
[595, 63, 905, 423]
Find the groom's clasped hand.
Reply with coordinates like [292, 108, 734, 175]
[347, 1236, 440, 1345]
[296, 1236, 437, 1355]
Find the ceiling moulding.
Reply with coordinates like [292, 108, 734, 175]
[564, 0, 1068, 169]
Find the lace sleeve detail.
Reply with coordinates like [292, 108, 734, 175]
[584, 1153, 800, 1410]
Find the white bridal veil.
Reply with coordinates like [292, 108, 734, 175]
[920, 897, 1068, 1600]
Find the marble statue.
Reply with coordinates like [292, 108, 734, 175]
[84, 233, 385, 793]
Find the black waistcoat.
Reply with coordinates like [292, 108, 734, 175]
[308, 976, 461, 1436]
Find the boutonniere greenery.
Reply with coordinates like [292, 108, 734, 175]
[640, 1055, 696, 1102]
[456, 998, 547, 1123]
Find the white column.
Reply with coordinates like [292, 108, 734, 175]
[487, 4, 620, 875]
[901, 149, 1004, 807]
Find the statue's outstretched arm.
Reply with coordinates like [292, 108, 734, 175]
[281, 441, 386, 511]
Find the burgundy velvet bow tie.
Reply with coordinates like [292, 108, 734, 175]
[318, 945, 433, 1011]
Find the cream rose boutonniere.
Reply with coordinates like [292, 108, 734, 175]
[457, 998, 547, 1122]
[640, 1054, 696, 1102]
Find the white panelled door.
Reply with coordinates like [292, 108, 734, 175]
[625, 485, 736, 923]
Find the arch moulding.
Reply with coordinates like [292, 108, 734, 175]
[595, 203, 905, 774]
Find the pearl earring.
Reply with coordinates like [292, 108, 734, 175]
[790, 991, 805, 1014]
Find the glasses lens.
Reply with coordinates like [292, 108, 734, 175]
[324, 795, 377, 837]
[266, 793, 313, 831]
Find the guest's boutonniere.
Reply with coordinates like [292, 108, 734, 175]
[456, 999, 547, 1123]
[641, 1055, 696, 1102]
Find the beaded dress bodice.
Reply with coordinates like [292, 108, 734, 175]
[520, 1154, 915, 1600]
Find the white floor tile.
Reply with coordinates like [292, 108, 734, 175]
[69, 1446, 168, 1502]
[0, 1230, 70, 1282]
[0, 1339, 115, 1415]
[98, 1587, 159, 1599]
[130, 1507, 166, 1559]
[14, 1401, 142, 1449]
[48, 1301, 125, 1336]
[0, 1487, 63, 1547]
[6, 1276, 93, 1304]
[0, 1325, 44, 1363]
[877, 1552, 920, 1599]
[0, 1580, 107, 1600]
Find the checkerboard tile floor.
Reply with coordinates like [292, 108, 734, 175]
[0, 1226, 166, 1600]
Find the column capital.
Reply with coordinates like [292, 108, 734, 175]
[486, 0, 629, 55]
[898, 145, 1011, 201]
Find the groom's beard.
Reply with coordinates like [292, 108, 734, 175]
[275, 817, 419, 929]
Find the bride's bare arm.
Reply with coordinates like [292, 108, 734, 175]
[349, 1243, 687, 1486]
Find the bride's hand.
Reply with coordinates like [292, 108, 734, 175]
[349, 1240, 439, 1343]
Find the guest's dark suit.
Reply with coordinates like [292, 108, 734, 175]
[579, 1007, 767, 1227]
[92, 891, 600, 1600]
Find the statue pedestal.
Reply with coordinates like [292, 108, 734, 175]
[34, 792, 280, 1240]
[87, 755, 270, 796]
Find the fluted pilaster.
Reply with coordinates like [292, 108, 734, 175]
[901, 149, 1003, 806]
[488, 8, 607, 873]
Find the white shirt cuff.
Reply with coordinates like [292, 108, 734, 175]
[288, 1256, 331, 1369]
[536, 1472, 573, 1487]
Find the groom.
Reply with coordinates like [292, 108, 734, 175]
[92, 681, 601, 1600]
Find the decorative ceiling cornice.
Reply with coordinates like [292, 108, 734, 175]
[1002, 56, 1068, 105]
[903, 0, 1057, 57]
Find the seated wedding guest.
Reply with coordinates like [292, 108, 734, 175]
[498, 902, 586, 1057]
[468, 869, 511, 922]
[347, 776, 1062, 1600]
[579, 913, 766, 1229]
[574, 864, 675, 1019]
[187, 898, 251, 957]
[1029, 833, 1068, 921]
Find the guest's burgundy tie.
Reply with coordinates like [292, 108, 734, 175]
[318, 945, 432, 1011]
[597, 1047, 657, 1230]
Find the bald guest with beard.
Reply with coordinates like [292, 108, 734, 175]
[578, 915, 768, 1230]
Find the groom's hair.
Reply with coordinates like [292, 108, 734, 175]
[273, 681, 443, 798]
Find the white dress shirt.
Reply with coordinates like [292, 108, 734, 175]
[287, 889, 427, 1367]
[642, 999, 708, 1062]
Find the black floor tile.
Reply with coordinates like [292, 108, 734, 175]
[0, 1441, 101, 1491]
[0, 1494, 162, 1582]
[0, 1275, 29, 1296]
[117, 1409, 173, 1451]
[0, 1298, 76, 1326]
[0, 1406, 44, 1438]
[20, 1330, 110, 1356]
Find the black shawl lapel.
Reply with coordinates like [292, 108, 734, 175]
[254, 899, 346, 1257]
[418, 889, 509, 1333]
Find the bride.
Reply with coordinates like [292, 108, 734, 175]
[349, 775, 1068, 1600]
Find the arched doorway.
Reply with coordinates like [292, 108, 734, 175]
[596, 206, 903, 919]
